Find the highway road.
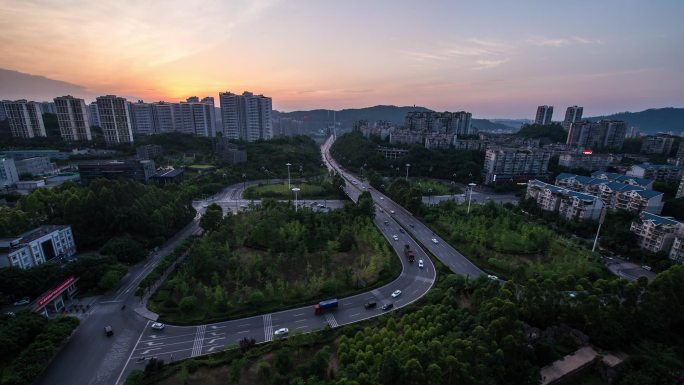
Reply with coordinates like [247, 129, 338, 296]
[39, 171, 438, 384]
[321, 135, 485, 279]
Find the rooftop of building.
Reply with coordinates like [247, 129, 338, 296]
[635, 162, 684, 171]
[590, 171, 653, 187]
[0, 225, 70, 251]
[77, 159, 153, 166]
[528, 179, 599, 202]
[640, 212, 680, 227]
[153, 168, 184, 178]
[556, 172, 654, 193]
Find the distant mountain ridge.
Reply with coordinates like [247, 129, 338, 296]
[588, 108, 684, 135]
[275, 105, 513, 132]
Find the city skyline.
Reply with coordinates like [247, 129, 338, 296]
[0, 1, 683, 118]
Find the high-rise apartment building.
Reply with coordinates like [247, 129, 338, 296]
[129, 101, 156, 135]
[404, 111, 472, 136]
[173, 97, 216, 137]
[566, 120, 626, 150]
[220, 91, 273, 141]
[88, 102, 100, 127]
[534, 105, 553, 125]
[640, 134, 675, 155]
[483, 146, 552, 185]
[54, 95, 92, 141]
[562, 106, 583, 131]
[96, 95, 134, 145]
[4, 100, 46, 138]
[39, 101, 56, 114]
[151, 102, 175, 133]
[0, 101, 8, 121]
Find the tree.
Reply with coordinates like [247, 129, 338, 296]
[200, 204, 223, 232]
[356, 191, 376, 219]
[179, 296, 198, 314]
[256, 361, 272, 383]
[98, 269, 124, 290]
[100, 235, 147, 264]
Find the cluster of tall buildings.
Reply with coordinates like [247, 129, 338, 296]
[534, 105, 584, 129]
[388, 111, 473, 149]
[533, 105, 627, 150]
[2, 91, 273, 145]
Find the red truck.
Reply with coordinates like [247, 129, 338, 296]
[404, 244, 415, 263]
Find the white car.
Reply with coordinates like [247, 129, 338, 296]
[487, 274, 498, 281]
[274, 327, 289, 337]
[13, 298, 30, 306]
[391, 290, 402, 298]
[431, 238, 438, 244]
[392, 235, 398, 241]
[390, 210, 395, 214]
[202, 204, 208, 208]
[380, 197, 384, 200]
[151, 322, 166, 330]
[418, 259, 424, 268]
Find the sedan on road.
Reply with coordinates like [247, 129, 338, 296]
[151, 322, 166, 330]
[364, 301, 377, 309]
[382, 303, 394, 311]
[392, 235, 399, 241]
[418, 260, 424, 268]
[380, 197, 384, 200]
[391, 290, 402, 298]
[431, 238, 439, 244]
[390, 210, 395, 214]
[274, 328, 289, 337]
[487, 275, 498, 281]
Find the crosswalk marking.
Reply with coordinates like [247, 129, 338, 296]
[191, 325, 206, 357]
[324, 313, 339, 328]
[263, 314, 273, 342]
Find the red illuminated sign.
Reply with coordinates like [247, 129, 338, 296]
[37, 276, 76, 307]
[582, 149, 593, 155]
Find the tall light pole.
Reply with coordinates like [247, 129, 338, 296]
[286, 163, 292, 189]
[292, 187, 301, 212]
[405, 163, 411, 181]
[592, 207, 607, 252]
[467, 183, 476, 214]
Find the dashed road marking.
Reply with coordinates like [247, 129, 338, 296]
[191, 325, 206, 357]
[263, 314, 273, 342]
[324, 313, 339, 328]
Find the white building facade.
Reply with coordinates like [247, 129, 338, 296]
[0, 225, 76, 269]
[54, 95, 92, 141]
[4, 100, 46, 138]
[96, 95, 134, 145]
[220, 91, 273, 141]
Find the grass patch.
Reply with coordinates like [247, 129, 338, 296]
[243, 182, 340, 200]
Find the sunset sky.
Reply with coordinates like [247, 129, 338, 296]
[0, 0, 682, 118]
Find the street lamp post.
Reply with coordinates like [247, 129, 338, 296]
[292, 187, 301, 212]
[467, 183, 477, 214]
[286, 163, 292, 189]
[592, 207, 607, 252]
[428, 188, 432, 205]
[405, 163, 411, 181]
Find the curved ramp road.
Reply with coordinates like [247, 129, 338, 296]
[322, 135, 484, 278]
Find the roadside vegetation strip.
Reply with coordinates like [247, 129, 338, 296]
[0, 313, 79, 385]
[242, 182, 341, 200]
[420, 200, 604, 280]
[137, 237, 199, 297]
[148, 200, 401, 324]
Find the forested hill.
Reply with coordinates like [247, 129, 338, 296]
[589, 107, 684, 135]
[275, 105, 512, 132]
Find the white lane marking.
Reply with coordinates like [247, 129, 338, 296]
[294, 319, 305, 323]
[237, 323, 251, 327]
[191, 325, 207, 357]
[237, 330, 249, 333]
[293, 313, 305, 317]
[144, 341, 163, 347]
[208, 337, 225, 344]
[296, 325, 308, 330]
[139, 348, 161, 355]
[115, 320, 150, 385]
[324, 313, 339, 328]
[349, 312, 360, 317]
[263, 314, 273, 342]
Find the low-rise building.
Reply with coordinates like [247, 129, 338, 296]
[526, 179, 603, 221]
[676, 176, 684, 199]
[556, 173, 664, 214]
[0, 149, 71, 160]
[14, 156, 55, 177]
[630, 212, 681, 254]
[151, 168, 184, 185]
[558, 152, 617, 172]
[0, 225, 76, 269]
[376, 147, 409, 160]
[484, 147, 552, 185]
[627, 163, 684, 184]
[136, 144, 163, 160]
[590, 171, 654, 189]
[0, 157, 19, 188]
[77, 159, 156, 184]
[669, 236, 684, 263]
[16, 180, 46, 191]
[214, 138, 247, 164]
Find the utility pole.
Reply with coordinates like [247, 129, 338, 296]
[286, 163, 292, 189]
[405, 163, 411, 181]
[467, 183, 476, 214]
